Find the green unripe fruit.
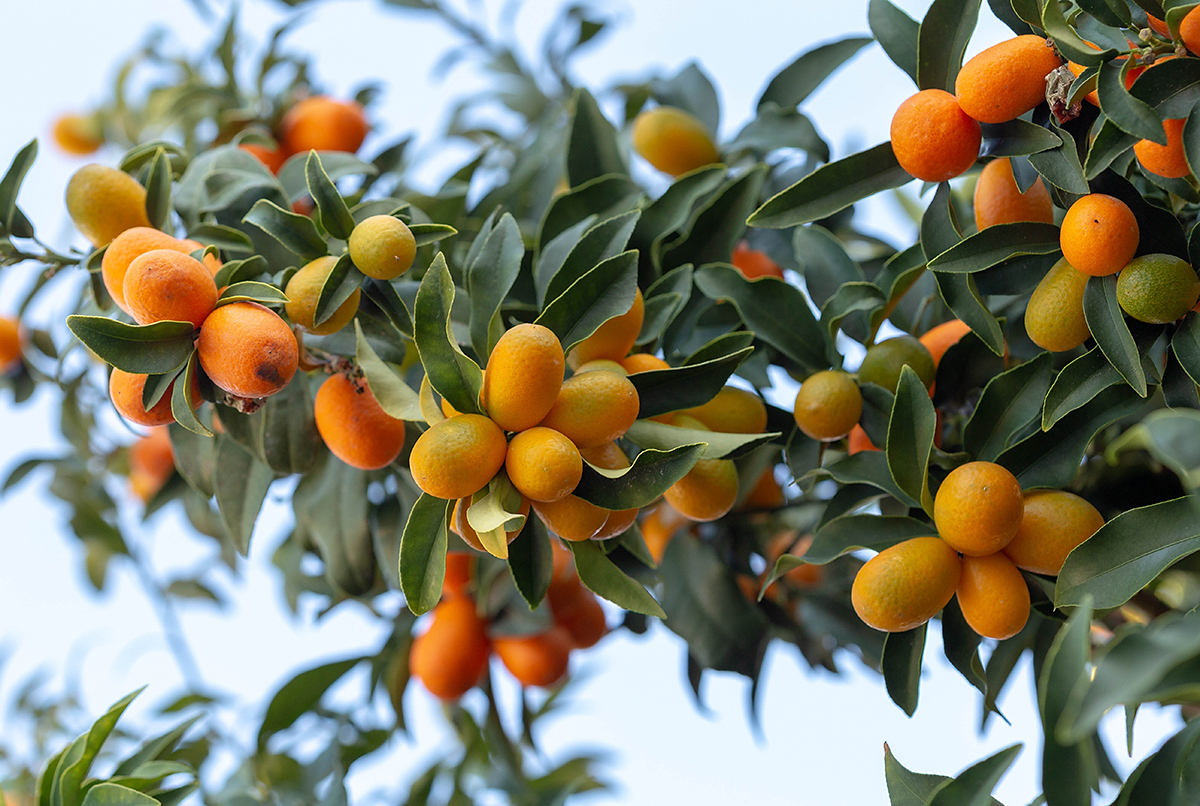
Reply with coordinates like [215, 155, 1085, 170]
[857, 336, 935, 393]
[1115, 253, 1200, 324]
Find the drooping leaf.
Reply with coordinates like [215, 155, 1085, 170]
[305, 150, 356, 240]
[869, 0, 920, 84]
[143, 148, 174, 232]
[354, 321, 421, 421]
[567, 88, 627, 186]
[399, 494, 453, 615]
[570, 539, 664, 617]
[413, 253, 483, 415]
[257, 656, 364, 749]
[661, 165, 767, 273]
[1038, 600, 1099, 806]
[66, 316, 195, 375]
[882, 625, 926, 717]
[963, 353, 1054, 460]
[214, 438, 274, 555]
[574, 444, 704, 510]
[1083, 274, 1148, 397]
[886, 366, 936, 517]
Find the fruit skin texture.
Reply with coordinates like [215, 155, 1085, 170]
[348, 215, 416, 280]
[102, 228, 217, 314]
[919, 319, 972, 366]
[631, 106, 720, 177]
[409, 414, 508, 500]
[284, 255, 362, 335]
[857, 336, 936, 393]
[1134, 118, 1190, 178]
[955, 35, 1063, 123]
[409, 596, 490, 701]
[65, 164, 152, 247]
[539, 370, 639, 449]
[851, 537, 962, 632]
[280, 96, 369, 154]
[731, 242, 785, 280]
[1115, 254, 1200, 324]
[934, 461, 1024, 556]
[956, 553, 1031, 640]
[52, 113, 103, 156]
[682, 386, 768, 434]
[0, 316, 22, 373]
[579, 441, 638, 539]
[533, 495, 609, 541]
[123, 250, 218, 328]
[567, 288, 645, 369]
[197, 301, 299, 399]
[1060, 194, 1140, 277]
[663, 458, 739, 522]
[493, 628, 572, 688]
[1004, 489, 1105, 575]
[890, 89, 981, 181]
[1183, 7, 1200, 55]
[793, 370, 862, 442]
[483, 323, 565, 432]
[109, 368, 199, 427]
[620, 353, 669, 374]
[1025, 257, 1092, 352]
[505, 427, 583, 503]
[973, 158, 1054, 230]
[314, 373, 407, 470]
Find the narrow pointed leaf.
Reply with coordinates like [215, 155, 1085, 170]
[66, 316, 195, 375]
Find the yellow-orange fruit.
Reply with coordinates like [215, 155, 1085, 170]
[505, 427, 582, 503]
[103, 228, 212, 314]
[1025, 257, 1092, 352]
[1134, 118, 1190, 178]
[848, 424, 878, 454]
[52, 113, 103, 156]
[974, 158, 1054, 231]
[1148, 14, 1171, 37]
[663, 458, 739, 522]
[452, 495, 530, 552]
[109, 368, 200, 427]
[314, 373, 407, 470]
[280, 96, 369, 155]
[493, 628, 572, 688]
[682, 386, 767, 434]
[240, 142, 286, 174]
[547, 577, 607, 648]
[1060, 194, 1140, 277]
[793, 370, 862, 442]
[443, 552, 474, 598]
[567, 288, 645, 369]
[1183, 7, 1200, 54]
[631, 106, 720, 177]
[0, 316, 22, 373]
[1004, 489, 1105, 575]
[348, 215, 416, 280]
[934, 461, 1024, 556]
[539, 370, 640, 449]
[483, 323, 565, 432]
[920, 319, 972, 368]
[580, 441, 638, 539]
[409, 596, 490, 700]
[851, 537, 962, 632]
[956, 553, 1031, 640]
[743, 467, 785, 509]
[409, 414, 508, 500]
[65, 164, 151, 247]
[284, 255, 361, 336]
[890, 89, 981, 181]
[123, 249, 218, 328]
[196, 301, 298, 399]
[640, 503, 688, 563]
[731, 242, 784, 280]
[533, 495, 608, 541]
[128, 427, 175, 501]
[620, 353, 669, 373]
[956, 35, 1063, 123]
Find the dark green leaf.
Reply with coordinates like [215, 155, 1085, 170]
[632, 167, 725, 277]
[623, 418, 779, 460]
[215, 281, 289, 307]
[575, 444, 704, 510]
[1041, 346, 1148, 430]
[294, 454, 375, 595]
[1043, 0, 1118, 64]
[757, 36, 873, 109]
[413, 253, 483, 415]
[535, 251, 639, 354]
[1099, 59, 1167, 143]
[214, 438, 273, 555]
[507, 517, 554, 609]
[884, 744, 951, 805]
[538, 174, 642, 253]
[808, 450, 916, 506]
[1172, 312, 1200, 385]
[917, 0, 982, 92]
[1027, 123, 1089, 194]
[0, 139, 36, 232]
[886, 366, 936, 516]
[882, 625, 926, 717]
[926, 744, 1021, 806]
[188, 223, 254, 254]
[67, 316, 195, 375]
[305, 151, 356, 240]
[870, 0, 920, 84]
[465, 211, 523, 359]
[1038, 600, 1099, 806]
[171, 353, 211, 438]
[981, 120, 1063, 157]
[313, 253, 362, 328]
[143, 148, 173, 232]
[941, 597, 987, 697]
[661, 165, 767, 273]
[1084, 120, 1136, 179]
[927, 223, 1061, 273]
[800, 514, 935, 567]
[964, 353, 1054, 461]
[399, 494, 453, 615]
[409, 222, 457, 247]
[934, 273, 1005, 356]
[628, 346, 752, 418]
[726, 106, 830, 163]
[570, 539, 664, 617]
[1083, 274, 1147, 397]
[242, 198, 328, 263]
[542, 210, 639, 308]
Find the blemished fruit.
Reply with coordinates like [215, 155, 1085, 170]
[239, 142, 287, 174]
[731, 242, 784, 280]
[919, 319, 971, 367]
[1004, 489, 1105, 575]
[580, 441, 638, 539]
[409, 596, 490, 701]
[539, 370, 639, 449]
[0, 316, 22, 373]
[934, 461, 1024, 556]
[793, 370, 862, 442]
[280, 96, 369, 155]
[973, 158, 1054, 231]
[505, 427, 582, 503]
[682, 386, 768, 433]
[102, 228, 216, 314]
[409, 414, 508, 500]
[65, 164, 152, 247]
[851, 537, 962, 632]
[663, 458, 739, 522]
[956, 553, 1031, 640]
[483, 323, 565, 432]
[493, 628, 572, 688]
[452, 495, 530, 552]
[51, 113, 103, 156]
[1134, 118, 1190, 178]
[533, 495, 609, 541]
[631, 106, 720, 177]
[196, 301, 299, 399]
[1060, 194, 1139, 277]
[857, 336, 935, 393]
[567, 288, 645, 369]
[314, 373, 407, 470]
[284, 255, 362, 335]
[620, 353, 670, 374]
[955, 35, 1063, 123]
[1025, 258, 1092, 352]
[109, 368, 200, 427]
[890, 89, 981, 182]
[348, 215, 416, 280]
[123, 249, 218, 328]
[1115, 254, 1200, 324]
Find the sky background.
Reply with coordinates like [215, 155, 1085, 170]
[0, 1, 1184, 803]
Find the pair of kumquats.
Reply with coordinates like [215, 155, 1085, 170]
[851, 461, 1105, 640]
[239, 95, 370, 175]
[410, 545, 607, 699]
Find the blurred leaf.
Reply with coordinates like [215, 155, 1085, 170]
[567, 88, 627, 187]
[277, 151, 377, 202]
[66, 317, 194, 375]
[1109, 714, 1200, 804]
[399, 494, 452, 615]
[964, 353, 1054, 461]
[306, 151, 356, 240]
[882, 625, 926, 717]
[251, 371, 323, 476]
[0, 139, 36, 233]
[727, 106, 829, 163]
[653, 61, 721, 134]
[570, 539, 664, 617]
[1106, 408, 1200, 492]
[295, 454, 375, 596]
[188, 223, 254, 254]
[869, 0, 920, 84]
[257, 656, 364, 749]
[575, 444, 704, 510]
[79, 784, 158, 806]
[1038, 599, 1098, 806]
[413, 253, 483, 415]
[917, 0, 981, 92]
[214, 438, 273, 555]
[757, 36, 872, 109]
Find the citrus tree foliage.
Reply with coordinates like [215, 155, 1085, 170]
[1, 0, 1200, 804]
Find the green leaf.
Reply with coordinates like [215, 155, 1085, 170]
[507, 517, 554, 608]
[661, 165, 767, 273]
[567, 88, 627, 187]
[213, 255, 270, 287]
[1083, 274, 1147, 397]
[748, 142, 911, 228]
[79, 784, 159, 806]
[1042, 0, 1118, 65]
[821, 282, 887, 348]
[882, 625, 926, 717]
[294, 454, 375, 595]
[143, 148, 173, 232]
[1106, 409, 1200, 491]
[693, 264, 829, 373]
[0, 139, 36, 232]
[142, 369, 179, 413]
[869, 0, 920, 84]
[535, 250, 639, 354]
[926, 744, 1021, 806]
[981, 119, 1063, 157]
[963, 353, 1054, 461]
[934, 272, 1005, 357]
[277, 151, 377, 201]
[574, 444, 704, 510]
[1041, 346, 1152, 430]
[757, 36, 873, 109]
[631, 166, 725, 276]
[927, 222, 1061, 273]
[214, 438, 273, 555]
[886, 366, 936, 517]
[53, 689, 143, 806]
[188, 223, 254, 254]
[628, 346, 752, 418]
[917, 0, 982, 92]
[726, 106, 829, 163]
[249, 374, 323, 476]
[242, 198, 329, 263]
[1027, 122, 1090, 194]
[354, 321, 421, 421]
[538, 174, 642, 253]
[171, 353, 211, 438]
[257, 656, 363, 749]
[413, 253, 483, 415]
[652, 61, 721, 133]
[305, 150, 356, 240]
[542, 210, 639, 309]
[941, 597, 988, 698]
[1084, 120, 1136, 179]
[66, 316, 195, 375]
[569, 539, 665, 618]
[466, 211, 524, 359]
[1057, 496, 1200, 608]
[1038, 599, 1099, 806]
[1109, 715, 1200, 804]
[399, 494, 453, 615]
[808, 450, 916, 507]
[215, 281, 289, 307]
[884, 744, 951, 805]
[313, 253, 362, 328]
[409, 222, 458, 247]
[796, 514, 936, 568]
[1099, 59, 1167, 144]
[623, 418, 780, 460]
